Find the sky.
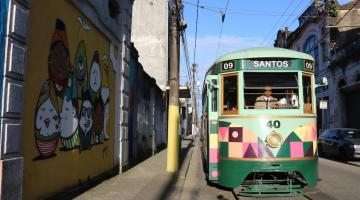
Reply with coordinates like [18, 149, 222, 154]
[179, 0, 352, 111]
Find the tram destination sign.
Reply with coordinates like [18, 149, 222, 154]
[248, 59, 292, 69]
[242, 58, 314, 72]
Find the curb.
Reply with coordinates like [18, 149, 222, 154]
[178, 138, 196, 199]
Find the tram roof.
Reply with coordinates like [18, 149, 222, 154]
[215, 47, 314, 63]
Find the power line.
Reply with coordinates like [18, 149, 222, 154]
[215, 0, 230, 58]
[183, 0, 298, 16]
[184, 0, 325, 18]
[287, 0, 314, 28]
[278, 0, 304, 30]
[178, 0, 193, 86]
[193, 0, 200, 64]
[260, 0, 296, 46]
[181, 31, 193, 85]
[179, 14, 193, 86]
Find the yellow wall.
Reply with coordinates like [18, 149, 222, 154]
[23, 1, 116, 199]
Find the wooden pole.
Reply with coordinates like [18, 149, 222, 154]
[166, 1, 180, 172]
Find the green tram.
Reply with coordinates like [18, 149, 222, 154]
[201, 47, 323, 196]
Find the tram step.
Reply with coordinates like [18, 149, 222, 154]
[235, 184, 304, 197]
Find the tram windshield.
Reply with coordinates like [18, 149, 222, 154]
[244, 72, 299, 109]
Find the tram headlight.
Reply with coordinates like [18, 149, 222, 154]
[265, 131, 283, 148]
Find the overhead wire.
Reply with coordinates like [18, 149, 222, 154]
[260, 0, 296, 46]
[181, 31, 193, 85]
[183, 0, 297, 16]
[287, 0, 314, 28]
[179, 0, 193, 86]
[183, 1, 326, 18]
[193, 0, 200, 64]
[278, 0, 304, 30]
[215, 0, 230, 58]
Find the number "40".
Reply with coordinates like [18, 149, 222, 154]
[267, 120, 281, 128]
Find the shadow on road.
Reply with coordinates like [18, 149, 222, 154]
[155, 138, 194, 200]
[319, 156, 360, 167]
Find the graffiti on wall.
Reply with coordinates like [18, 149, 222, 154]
[34, 18, 114, 159]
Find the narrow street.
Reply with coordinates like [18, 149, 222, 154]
[2, 1, 360, 198]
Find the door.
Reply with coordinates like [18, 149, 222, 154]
[345, 90, 360, 129]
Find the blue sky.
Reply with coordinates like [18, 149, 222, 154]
[180, 0, 351, 109]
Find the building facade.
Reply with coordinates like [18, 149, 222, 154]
[328, 1, 360, 129]
[275, 0, 360, 131]
[131, 0, 170, 91]
[128, 43, 167, 166]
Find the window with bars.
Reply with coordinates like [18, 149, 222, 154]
[244, 72, 299, 109]
[304, 35, 319, 73]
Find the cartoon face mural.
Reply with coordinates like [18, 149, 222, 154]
[103, 101, 110, 140]
[93, 98, 104, 144]
[101, 54, 111, 140]
[48, 19, 71, 96]
[79, 91, 93, 150]
[79, 98, 92, 134]
[89, 51, 101, 96]
[74, 40, 87, 98]
[59, 89, 79, 150]
[32, 18, 115, 159]
[34, 80, 60, 157]
[36, 98, 59, 136]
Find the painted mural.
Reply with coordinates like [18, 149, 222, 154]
[217, 121, 317, 160]
[23, 1, 118, 198]
[207, 120, 317, 180]
[33, 18, 114, 158]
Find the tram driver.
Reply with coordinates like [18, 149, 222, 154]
[254, 86, 279, 109]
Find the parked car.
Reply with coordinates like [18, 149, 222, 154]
[318, 128, 360, 161]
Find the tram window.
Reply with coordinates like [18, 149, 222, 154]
[303, 74, 313, 113]
[244, 73, 299, 109]
[212, 80, 218, 112]
[222, 74, 238, 114]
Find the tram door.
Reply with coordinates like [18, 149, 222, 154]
[204, 75, 218, 159]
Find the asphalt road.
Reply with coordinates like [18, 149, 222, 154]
[192, 146, 360, 200]
[314, 157, 360, 200]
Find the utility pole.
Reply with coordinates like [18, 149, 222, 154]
[167, 0, 180, 172]
[192, 63, 197, 139]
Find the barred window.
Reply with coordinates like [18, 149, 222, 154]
[244, 72, 299, 109]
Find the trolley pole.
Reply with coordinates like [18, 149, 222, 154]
[192, 64, 197, 139]
[167, 1, 180, 172]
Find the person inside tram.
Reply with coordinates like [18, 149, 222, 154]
[254, 85, 279, 109]
[278, 89, 299, 108]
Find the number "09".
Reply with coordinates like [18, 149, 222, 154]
[223, 62, 233, 69]
[222, 61, 235, 71]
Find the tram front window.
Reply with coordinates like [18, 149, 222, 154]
[244, 72, 299, 109]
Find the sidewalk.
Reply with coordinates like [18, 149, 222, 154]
[74, 136, 195, 200]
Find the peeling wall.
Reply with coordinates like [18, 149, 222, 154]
[128, 45, 167, 163]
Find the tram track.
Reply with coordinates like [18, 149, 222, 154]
[231, 187, 336, 200]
